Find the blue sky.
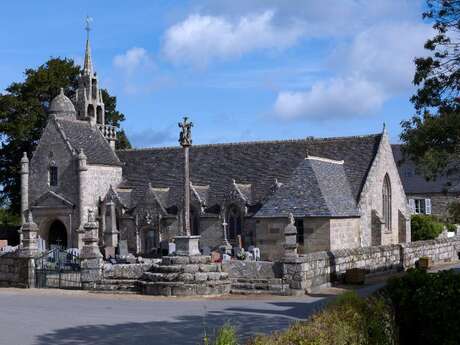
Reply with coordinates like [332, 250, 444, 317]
[0, 0, 432, 147]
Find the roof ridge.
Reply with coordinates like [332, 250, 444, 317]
[117, 133, 382, 152]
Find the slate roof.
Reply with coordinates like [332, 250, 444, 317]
[55, 118, 122, 166]
[392, 145, 460, 194]
[255, 156, 359, 218]
[116, 134, 381, 216]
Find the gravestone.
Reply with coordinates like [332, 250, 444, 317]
[105, 246, 116, 259]
[118, 240, 129, 258]
[202, 246, 211, 256]
[168, 242, 176, 255]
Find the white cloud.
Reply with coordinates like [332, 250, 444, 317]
[112, 47, 164, 95]
[163, 10, 304, 67]
[274, 22, 432, 120]
[274, 77, 385, 120]
[113, 47, 153, 75]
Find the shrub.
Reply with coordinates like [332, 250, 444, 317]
[247, 292, 395, 345]
[384, 269, 460, 345]
[448, 201, 460, 224]
[446, 223, 457, 232]
[411, 214, 444, 241]
[204, 323, 238, 345]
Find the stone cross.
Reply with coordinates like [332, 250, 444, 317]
[178, 117, 193, 236]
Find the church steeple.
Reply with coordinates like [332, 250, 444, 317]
[76, 16, 105, 126]
[83, 18, 93, 75]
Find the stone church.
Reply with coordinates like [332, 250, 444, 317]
[20, 35, 411, 261]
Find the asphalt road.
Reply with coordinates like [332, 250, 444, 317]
[0, 288, 335, 345]
[0, 263, 458, 345]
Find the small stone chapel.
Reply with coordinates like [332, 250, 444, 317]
[19, 31, 411, 261]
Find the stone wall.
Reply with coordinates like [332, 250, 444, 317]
[222, 260, 282, 279]
[0, 254, 34, 288]
[29, 119, 79, 207]
[282, 237, 460, 293]
[401, 238, 460, 268]
[358, 130, 411, 247]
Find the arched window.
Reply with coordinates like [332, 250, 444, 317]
[382, 174, 392, 231]
[190, 206, 200, 236]
[87, 104, 95, 118]
[49, 166, 58, 186]
[96, 106, 103, 124]
[227, 204, 242, 240]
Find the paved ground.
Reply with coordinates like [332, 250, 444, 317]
[0, 263, 458, 345]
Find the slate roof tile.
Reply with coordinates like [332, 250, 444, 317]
[55, 118, 121, 166]
[116, 134, 381, 215]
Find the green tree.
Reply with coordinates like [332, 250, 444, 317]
[401, 0, 460, 181]
[0, 58, 131, 215]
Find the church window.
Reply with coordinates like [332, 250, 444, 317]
[227, 205, 242, 240]
[382, 174, 392, 231]
[49, 166, 58, 186]
[87, 104, 95, 118]
[96, 106, 103, 124]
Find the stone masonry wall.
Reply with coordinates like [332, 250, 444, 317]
[30, 119, 78, 206]
[0, 254, 34, 288]
[282, 237, 460, 293]
[358, 130, 411, 247]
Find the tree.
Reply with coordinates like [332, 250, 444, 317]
[401, 0, 460, 182]
[0, 58, 131, 215]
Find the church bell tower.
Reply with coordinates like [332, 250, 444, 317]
[76, 17, 116, 149]
[76, 17, 105, 126]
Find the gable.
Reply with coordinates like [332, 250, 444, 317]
[33, 191, 74, 209]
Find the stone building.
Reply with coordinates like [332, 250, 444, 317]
[392, 144, 460, 221]
[20, 36, 411, 261]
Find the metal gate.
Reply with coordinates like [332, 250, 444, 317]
[35, 248, 81, 289]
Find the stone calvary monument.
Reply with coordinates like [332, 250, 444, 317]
[138, 117, 231, 296]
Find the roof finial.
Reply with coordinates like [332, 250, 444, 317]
[83, 16, 93, 75]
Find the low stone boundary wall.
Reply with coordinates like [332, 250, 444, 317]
[401, 238, 460, 268]
[282, 237, 460, 294]
[0, 253, 34, 288]
[222, 260, 282, 279]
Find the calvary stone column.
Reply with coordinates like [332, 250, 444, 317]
[175, 117, 201, 256]
[80, 209, 103, 289]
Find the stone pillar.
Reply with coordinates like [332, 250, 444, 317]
[77, 149, 88, 248]
[184, 146, 191, 236]
[175, 117, 200, 256]
[20, 212, 38, 257]
[284, 213, 298, 258]
[19, 212, 38, 288]
[80, 209, 103, 289]
[20, 152, 29, 225]
[104, 200, 119, 248]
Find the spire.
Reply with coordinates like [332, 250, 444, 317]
[83, 16, 93, 75]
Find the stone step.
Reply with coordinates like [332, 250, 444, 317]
[230, 288, 288, 296]
[233, 278, 283, 284]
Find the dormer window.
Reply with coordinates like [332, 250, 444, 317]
[49, 166, 58, 186]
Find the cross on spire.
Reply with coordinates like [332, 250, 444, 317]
[83, 16, 94, 75]
[85, 16, 93, 38]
